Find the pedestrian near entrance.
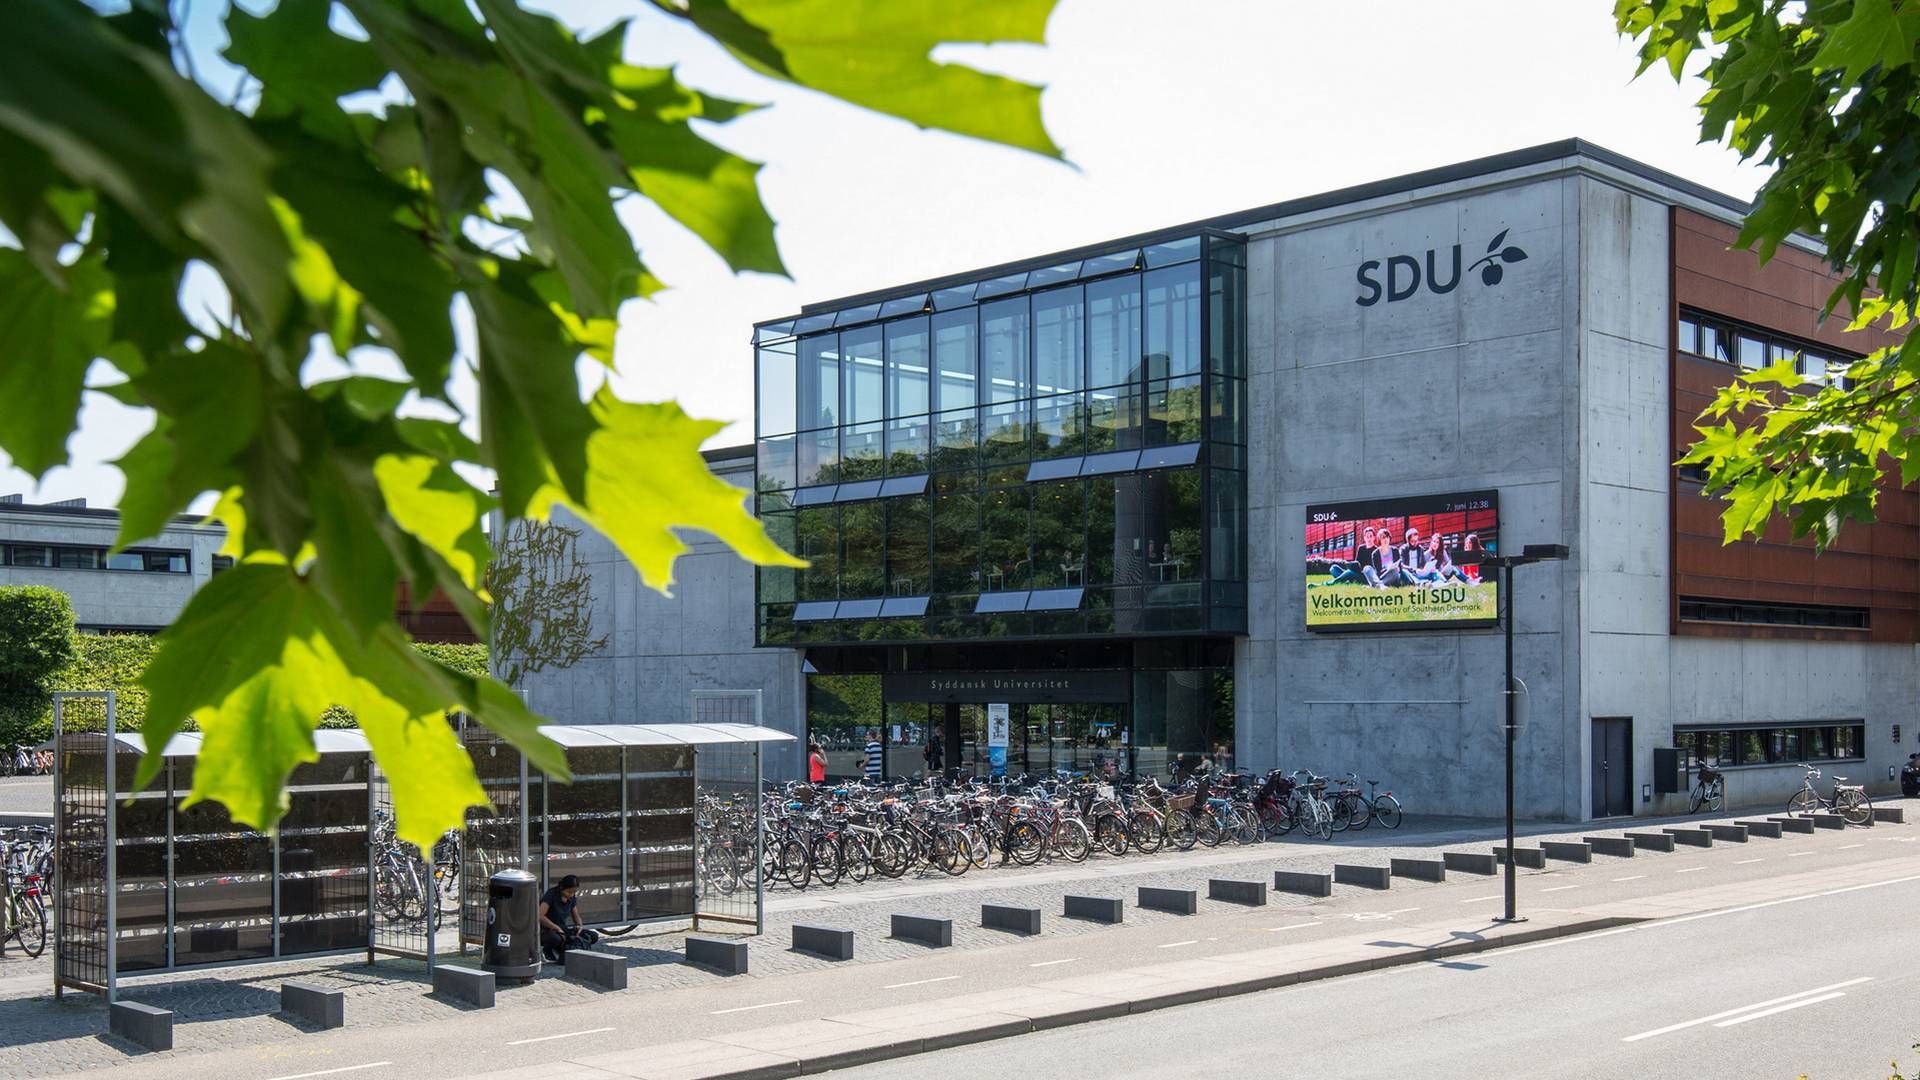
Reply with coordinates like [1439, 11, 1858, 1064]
[808, 741, 828, 783]
[539, 874, 597, 962]
[923, 729, 944, 773]
[864, 729, 883, 780]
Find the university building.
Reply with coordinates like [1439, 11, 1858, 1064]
[528, 140, 1915, 820]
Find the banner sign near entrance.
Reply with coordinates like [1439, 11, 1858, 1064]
[1303, 489, 1501, 631]
[987, 704, 1009, 776]
[883, 671, 1130, 704]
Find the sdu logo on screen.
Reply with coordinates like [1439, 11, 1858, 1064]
[1355, 229, 1528, 306]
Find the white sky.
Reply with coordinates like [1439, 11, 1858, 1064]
[0, 0, 1766, 513]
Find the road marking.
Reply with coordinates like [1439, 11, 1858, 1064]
[1157, 939, 1198, 949]
[1621, 978, 1872, 1042]
[1839, 843, 1864, 850]
[1385, 907, 1421, 915]
[710, 998, 804, 1014]
[1714, 990, 1850, 1027]
[1457, 894, 1501, 904]
[1611, 875, 1645, 882]
[266, 1065, 392, 1080]
[1734, 858, 1763, 865]
[1029, 958, 1078, 968]
[1787, 851, 1816, 858]
[1674, 867, 1706, 874]
[1541, 885, 1579, 893]
[883, 976, 959, 989]
[507, 1027, 614, 1046]
[1266, 922, 1319, 932]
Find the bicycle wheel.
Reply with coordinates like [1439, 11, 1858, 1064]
[1785, 789, 1818, 817]
[1163, 809, 1198, 851]
[964, 826, 993, 869]
[1192, 812, 1223, 848]
[15, 899, 45, 959]
[1704, 779, 1723, 813]
[1311, 803, 1334, 842]
[839, 834, 875, 884]
[1094, 815, 1130, 857]
[1687, 783, 1704, 814]
[1328, 796, 1354, 833]
[1004, 820, 1047, 865]
[1836, 789, 1873, 827]
[700, 841, 742, 895]
[932, 829, 972, 875]
[809, 836, 843, 887]
[1374, 794, 1403, 829]
[1129, 811, 1164, 854]
[1344, 794, 1372, 833]
[777, 838, 812, 889]
[1230, 809, 1261, 846]
[869, 832, 911, 878]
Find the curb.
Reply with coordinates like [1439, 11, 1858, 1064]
[497, 914, 1644, 1080]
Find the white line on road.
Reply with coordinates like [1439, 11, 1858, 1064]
[1457, 894, 1501, 904]
[883, 976, 959, 989]
[710, 999, 804, 1014]
[1541, 885, 1579, 893]
[1266, 922, 1319, 932]
[1029, 958, 1078, 968]
[507, 1027, 614, 1046]
[1788, 851, 1816, 857]
[1714, 990, 1850, 1027]
[1621, 978, 1872, 1042]
[1385, 907, 1422, 914]
[1839, 843, 1864, 850]
[1734, 858, 1763, 865]
[265, 1064, 392, 1080]
[1675, 867, 1706, 874]
[1612, 876, 1646, 882]
[1157, 940, 1198, 949]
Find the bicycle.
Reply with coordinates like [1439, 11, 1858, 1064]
[1, 826, 49, 958]
[1686, 759, 1724, 814]
[1786, 764, 1872, 826]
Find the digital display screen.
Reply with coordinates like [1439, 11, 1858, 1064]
[1304, 490, 1500, 630]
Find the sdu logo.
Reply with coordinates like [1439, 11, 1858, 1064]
[1355, 229, 1528, 306]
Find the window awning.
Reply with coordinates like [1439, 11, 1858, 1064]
[48, 722, 791, 757]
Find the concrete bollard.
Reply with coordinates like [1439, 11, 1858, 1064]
[1388, 858, 1446, 883]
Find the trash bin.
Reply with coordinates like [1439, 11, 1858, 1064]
[482, 869, 541, 979]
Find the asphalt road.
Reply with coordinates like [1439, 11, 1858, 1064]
[833, 868, 1920, 1080]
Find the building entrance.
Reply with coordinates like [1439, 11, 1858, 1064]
[951, 702, 1127, 779]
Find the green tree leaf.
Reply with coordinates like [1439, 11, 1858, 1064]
[0, 250, 113, 477]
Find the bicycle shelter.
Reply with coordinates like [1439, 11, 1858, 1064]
[460, 720, 784, 947]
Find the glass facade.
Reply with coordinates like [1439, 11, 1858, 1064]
[755, 232, 1247, 646]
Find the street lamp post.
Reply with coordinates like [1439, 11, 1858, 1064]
[1464, 542, 1568, 924]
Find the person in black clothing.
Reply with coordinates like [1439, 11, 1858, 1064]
[539, 874, 590, 963]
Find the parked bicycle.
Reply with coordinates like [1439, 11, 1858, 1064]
[1, 825, 50, 958]
[1686, 759, 1724, 814]
[1786, 764, 1872, 826]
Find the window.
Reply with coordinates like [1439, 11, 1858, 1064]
[884, 317, 930, 420]
[1087, 273, 1141, 389]
[980, 296, 1030, 403]
[756, 339, 798, 437]
[1679, 309, 1855, 386]
[798, 334, 840, 429]
[6, 545, 50, 567]
[1676, 723, 1865, 766]
[1736, 333, 1766, 370]
[1678, 597, 1868, 629]
[932, 308, 977, 412]
[841, 325, 884, 425]
[1031, 285, 1083, 396]
[1144, 264, 1200, 380]
[211, 555, 235, 574]
[58, 548, 102, 569]
[105, 551, 144, 571]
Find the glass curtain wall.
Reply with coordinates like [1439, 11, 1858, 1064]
[756, 233, 1247, 645]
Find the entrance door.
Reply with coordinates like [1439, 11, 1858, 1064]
[1591, 717, 1633, 818]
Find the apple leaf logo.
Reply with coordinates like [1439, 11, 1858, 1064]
[1469, 228, 1528, 286]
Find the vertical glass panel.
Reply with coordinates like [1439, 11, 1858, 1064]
[1676, 316, 1699, 356]
[798, 427, 839, 487]
[1207, 249, 1246, 377]
[1736, 333, 1766, 370]
[981, 399, 1031, 465]
[1209, 468, 1243, 583]
[931, 485, 981, 595]
[981, 486, 1032, 592]
[1700, 323, 1726, 363]
[1087, 273, 1142, 390]
[798, 334, 840, 429]
[884, 414, 930, 475]
[885, 317, 930, 419]
[1032, 393, 1083, 459]
[759, 511, 796, 603]
[756, 339, 798, 436]
[981, 296, 1030, 402]
[1146, 376, 1203, 445]
[931, 407, 979, 473]
[1140, 468, 1202, 584]
[885, 496, 930, 596]
[1029, 479, 1085, 590]
[1208, 375, 1244, 444]
[1091, 473, 1146, 587]
[933, 308, 978, 411]
[756, 435, 796, 492]
[840, 420, 885, 479]
[840, 500, 885, 598]
[1031, 285, 1083, 395]
[1144, 264, 1201, 380]
[796, 506, 839, 600]
[1085, 384, 1142, 453]
[842, 324, 884, 424]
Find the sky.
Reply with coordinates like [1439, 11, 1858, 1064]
[0, 0, 1771, 514]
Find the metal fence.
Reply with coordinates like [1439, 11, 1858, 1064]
[368, 758, 439, 969]
[51, 693, 112, 997]
[692, 691, 765, 933]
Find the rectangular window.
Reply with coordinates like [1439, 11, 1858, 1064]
[756, 339, 798, 437]
[798, 427, 840, 488]
[1031, 285, 1083, 396]
[1086, 273, 1141, 390]
[105, 551, 145, 571]
[841, 325, 884, 425]
[1736, 333, 1767, 370]
[1699, 322, 1725, 363]
[7, 545, 49, 567]
[1144, 264, 1200, 380]
[981, 296, 1030, 403]
[211, 555, 235, 574]
[1677, 723, 1864, 765]
[931, 407, 978, 473]
[1676, 315, 1699, 355]
[1032, 393, 1082, 459]
[932, 308, 977, 412]
[798, 334, 840, 429]
[795, 506, 839, 601]
[884, 317, 930, 419]
[884, 496, 929, 598]
[1677, 597, 1868, 629]
[1085, 384, 1141, 454]
[58, 547, 103, 569]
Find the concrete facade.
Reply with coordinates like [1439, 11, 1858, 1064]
[0, 502, 226, 631]
[505, 451, 807, 778]
[535, 142, 1915, 820]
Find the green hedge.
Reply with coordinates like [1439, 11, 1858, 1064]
[0, 635, 489, 745]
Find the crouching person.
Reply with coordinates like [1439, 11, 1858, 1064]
[538, 874, 599, 963]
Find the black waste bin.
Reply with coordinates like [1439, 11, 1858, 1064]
[482, 869, 541, 979]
